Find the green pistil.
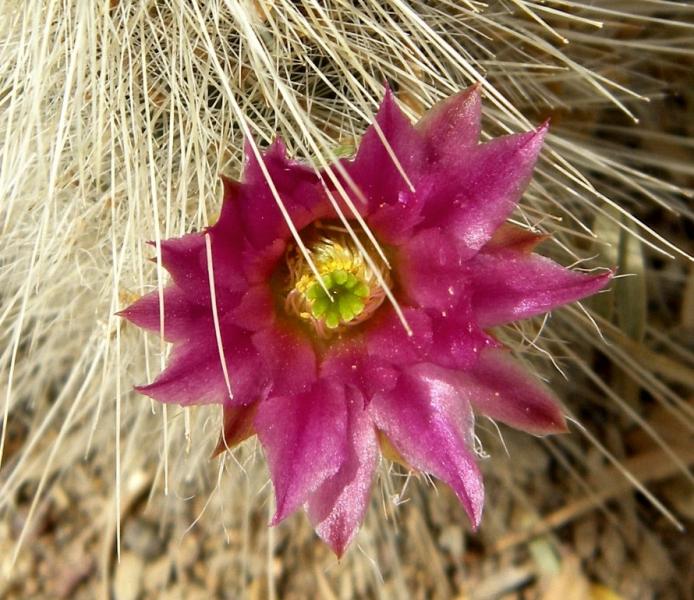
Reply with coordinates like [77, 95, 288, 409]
[306, 270, 370, 329]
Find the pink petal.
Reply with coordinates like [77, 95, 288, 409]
[366, 187, 425, 244]
[365, 308, 433, 366]
[371, 364, 484, 527]
[255, 379, 349, 524]
[469, 249, 613, 327]
[136, 343, 227, 406]
[396, 227, 464, 311]
[394, 240, 496, 370]
[461, 348, 567, 435]
[252, 323, 317, 396]
[227, 284, 275, 332]
[157, 225, 246, 309]
[136, 324, 269, 407]
[341, 87, 423, 210]
[321, 344, 399, 399]
[213, 175, 245, 236]
[416, 84, 482, 159]
[213, 402, 258, 457]
[420, 124, 548, 257]
[151, 235, 207, 303]
[118, 286, 207, 342]
[307, 387, 378, 556]
[206, 176, 249, 293]
[242, 238, 286, 285]
[485, 222, 547, 254]
[428, 300, 498, 370]
[240, 139, 329, 249]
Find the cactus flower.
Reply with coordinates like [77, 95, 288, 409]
[120, 85, 611, 556]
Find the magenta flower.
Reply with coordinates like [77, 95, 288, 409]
[120, 85, 611, 556]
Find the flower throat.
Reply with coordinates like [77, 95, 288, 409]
[284, 227, 389, 338]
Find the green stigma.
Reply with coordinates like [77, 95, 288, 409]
[306, 270, 370, 329]
[283, 232, 389, 338]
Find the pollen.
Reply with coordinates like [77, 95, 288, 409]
[284, 231, 389, 337]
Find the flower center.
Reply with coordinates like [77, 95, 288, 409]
[284, 230, 389, 338]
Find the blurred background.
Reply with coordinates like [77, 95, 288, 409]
[0, 1, 692, 598]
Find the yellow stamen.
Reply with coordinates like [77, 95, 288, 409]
[284, 233, 389, 337]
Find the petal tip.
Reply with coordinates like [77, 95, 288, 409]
[463, 81, 483, 100]
[319, 524, 357, 559]
[532, 412, 570, 436]
[268, 137, 287, 157]
[243, 137, 287, 167]
[465, 493, 484, 530]
[583, 268, 615, 297]
[520, 120, 549, 148]
[528, 121, 550, 148]
[603, 267, 617, 281]
[269, 504, 291, 527]
[330, 541, 348, 559]
[533, 120, 550, 143]
[133, 381, 173, 404]
[377, 83, 404, 117]
[554, 417, 570, 434]
[219, 173, 240, 195]
[115, 306, 143, 324]
[133, 383, 151, 396]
